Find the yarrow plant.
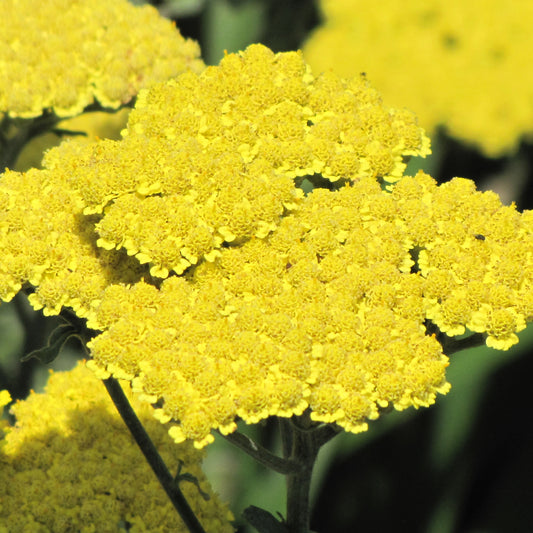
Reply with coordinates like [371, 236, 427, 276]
[1, 4, 533, 532]
[303, 0, 533, 156]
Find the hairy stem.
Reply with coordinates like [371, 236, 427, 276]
[102, 377, 206, 533]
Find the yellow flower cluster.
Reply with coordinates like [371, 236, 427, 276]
[394, 173, 533, 349]
[303, 0, 533, 156]
[59, 43, 429, 279]
[2, 43, 532, 450]
[86, 170, 533, 448]
[0, 0, 204, 118]
[0, 44, 427, 316]
[0, 362, 234, 532]
[0, 166, 146, 316]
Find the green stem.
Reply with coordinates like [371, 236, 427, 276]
[279, 418, 293, 458]
[284, 413, 339, 533]
[236, 416, 341, 532]
[219, 429, 302, 475]
[285, 431, 317, 532]
[441, 332, 487, 355]
[102, 377, 206, 533]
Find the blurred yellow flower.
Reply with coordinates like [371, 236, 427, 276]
[0, 389, 11, 409]
[304, 0, 533, 156]
[0, 362, 234, 532]
[0, 0, 204, 118]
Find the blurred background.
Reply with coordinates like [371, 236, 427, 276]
[2, 1, 533, 531]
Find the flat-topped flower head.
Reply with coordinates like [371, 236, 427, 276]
[0, 0, 204, 118]
[304, 0, 533, 156]
[0, 362, 234, 531]
[46, 43, 429, 280]
[87, 170, 533, 448]
[2, 37, 531, 452]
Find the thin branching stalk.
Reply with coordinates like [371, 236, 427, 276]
[233, 416, 342, 532]
[103, 376, 207, 533]
[219, 429, 302, 475]
[441, 332, 487, 355]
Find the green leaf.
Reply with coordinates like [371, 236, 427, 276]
[243, 506, 288, 533]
